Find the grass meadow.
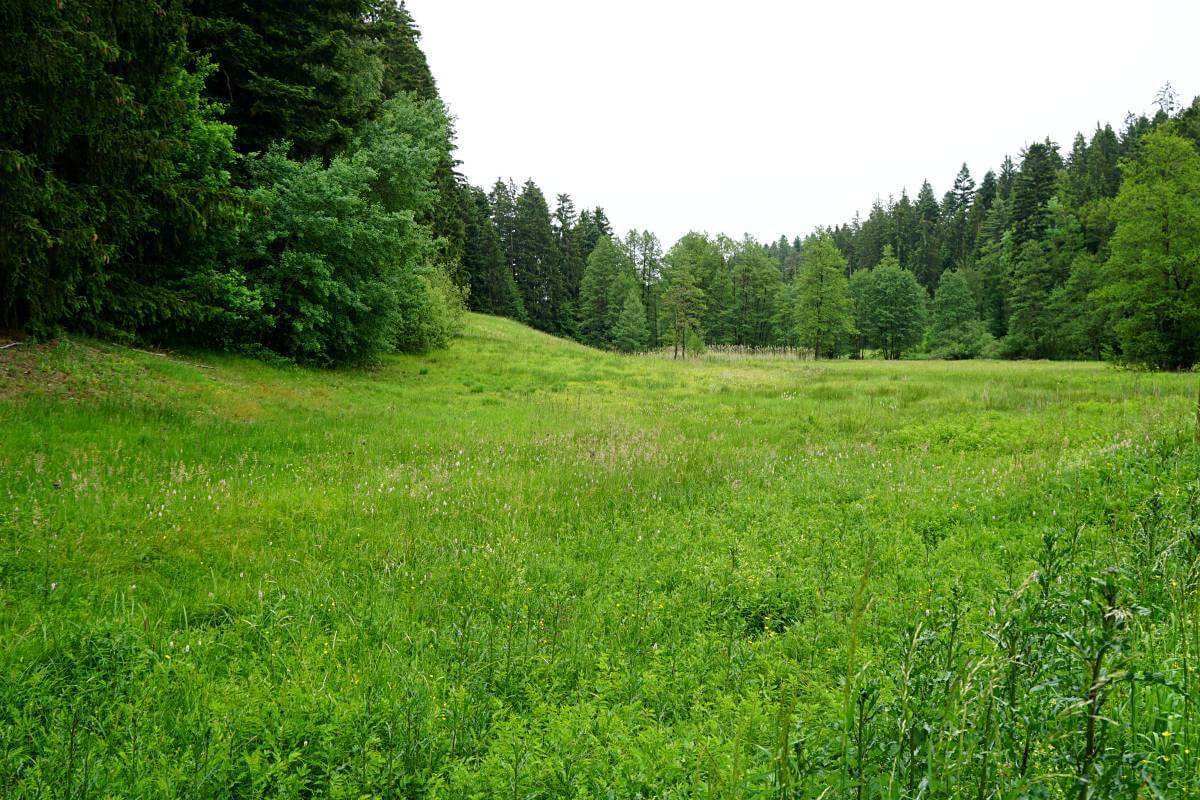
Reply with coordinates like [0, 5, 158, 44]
[2, 314, 1198, 798]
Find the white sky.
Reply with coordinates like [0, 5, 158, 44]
[407, 0, 1198, 246]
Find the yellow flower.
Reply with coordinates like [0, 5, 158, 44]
[1162, 730, 1172, 737]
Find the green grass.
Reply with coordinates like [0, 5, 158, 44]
[2, 314, 1198, 798]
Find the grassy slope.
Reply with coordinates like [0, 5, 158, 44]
[1, 314, 1197, 797]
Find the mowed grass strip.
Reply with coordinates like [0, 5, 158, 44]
[1, 314, 1197, 797]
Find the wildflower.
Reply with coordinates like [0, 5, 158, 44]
[1163, 730, 1172, 737]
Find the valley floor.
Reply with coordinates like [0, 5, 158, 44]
[2, 315, 1198, 798]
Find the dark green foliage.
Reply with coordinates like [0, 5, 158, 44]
[462, 185, 524, 320]
[913, 181, 942, 290]
[930, 270, 991, 359]
[189, 0, 380, 162]
[1011, 140, 1062, 246]
[0, 0, 240, 337]
[510, 180, 563, 334]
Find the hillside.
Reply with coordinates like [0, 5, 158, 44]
[2, 315, 1198, 797]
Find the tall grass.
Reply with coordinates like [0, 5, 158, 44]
[0, 314, 1196, 797]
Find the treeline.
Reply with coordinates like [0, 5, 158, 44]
[466, 87, 1200, 369]
[2, 0, 465, 365]
[4, 1, 1198, 370]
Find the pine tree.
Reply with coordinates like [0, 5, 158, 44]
[612, 288, 649, 353]
[793, 234, 855, 359]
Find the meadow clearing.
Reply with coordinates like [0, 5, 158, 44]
[1, 314, 1198, 798]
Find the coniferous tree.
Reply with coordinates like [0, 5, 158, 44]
[578, 236, 636, 347]
[462, 185, 524, 319]
[509, 180, 561, 333]
[189, 0, 381, 162]
[612, 288, 649, 353]
[1011, 140, 1062, 247]
[914, 181, 943, 290]
[1, 0, 240, 336]
[997, 155, 1016, 200]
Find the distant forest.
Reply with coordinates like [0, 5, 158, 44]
[3, 2, 1198, 368]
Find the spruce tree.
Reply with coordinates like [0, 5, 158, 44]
[578, 236, 635, 347]
[914, 181, 943, 291]
[462, 185, 524, 319]
[510, 180, 562, 333]
[612, 288, 649, 353]
[1011, 140, 1062, 246]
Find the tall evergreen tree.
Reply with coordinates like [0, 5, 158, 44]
[189, 0, 380, 162]
[1011, 140, 1062, 247]
[462, 185, 524, 319]
[1, 0, 240, 336]
[511, 180, 562, 333]
[612, 287, 649, 353]
[914, 181, 942, 290]
[578, 236, 636, 347]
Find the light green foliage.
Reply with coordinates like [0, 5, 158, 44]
[2, 318, 1198, 797]
[930, 269, 992, 359]
[658, 259, 707, 358]
[793, 234, 855, 358]
[729, 240, 784, 347]
[612, 288, 649, 353]
[239, 96, 457, 364]
[849, 246, 928, 358]
[1100, 130, 1200, 369]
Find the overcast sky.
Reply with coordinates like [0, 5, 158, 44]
[407, 1, 1197, 246]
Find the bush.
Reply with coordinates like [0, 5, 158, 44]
[234, 95, 455, 365]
